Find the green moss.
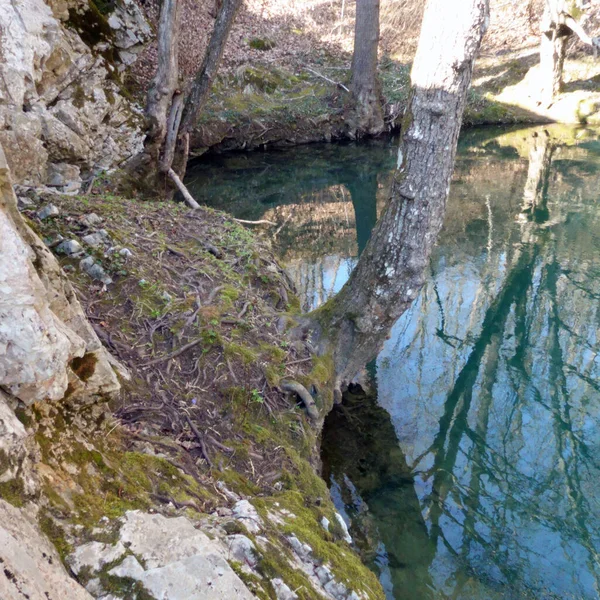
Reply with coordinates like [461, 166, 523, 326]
[0, 478, 26, 507]
[72, 84, 88, 109]
[220, 285, 240, 303]
[230, 561, 272, 599]
[224, 342, 258, 366]
[255, 493, 385, 600]
[14, 407, 33, 428]
[216, 468, 261, 496]
[249, 38, 276, 51]
[39, 512, 72, 563]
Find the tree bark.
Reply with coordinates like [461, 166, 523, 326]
[349, 0, 385, 137]
[305, 0, 490, 394]
[539, 0, 569, 104]
[179, 0, 242, 138]
[538, 0, 600, 104]
[143, 0, 180, 167]
[135, 0, 241, 189]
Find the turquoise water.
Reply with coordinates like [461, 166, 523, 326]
[187, 125, 600, 599]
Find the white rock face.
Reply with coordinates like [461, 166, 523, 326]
[232, 499, 263, 533]
[0, 0, 147, 186]
[0, 499, 93, 600]
[0, 145, 119, 404]
[69, 510, 256, 600]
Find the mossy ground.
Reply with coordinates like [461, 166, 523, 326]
[191, 47, 600, 155]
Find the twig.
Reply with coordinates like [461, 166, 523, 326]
[168, 168, 200, 209]
[185, 414, 213, 468]
[305, 67, 350, 93]
[207, 434, 234, 453]
[237, 301, 250, 319]
[140, 337, 203, 367]
[285, 357, 313, 366]
[207, 284, 224, 304]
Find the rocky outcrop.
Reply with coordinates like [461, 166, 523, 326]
[69, 510, 256, 599]
[0, 145, 120, 405]
[0, 0, 150, 187]
[0, 499, 93, 600]
[0, 143, 120, 496]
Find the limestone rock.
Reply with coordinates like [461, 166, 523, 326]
[272, 578, 298, 600]
[224, 534, 258, 568]
[232, 499, 263, 533]
[0, 499, 93, 600]
[0, 0, 146, 186]
[37, 203, 60, 220]
[107, 555, 145, 579]
[69, 510, 257, 600]
[79, 256, 112, 285]
[56, 239, 83, 255]
[47, 162, 81, 188]
[69, 541, 127, 575]
[0, 143, 119, 404]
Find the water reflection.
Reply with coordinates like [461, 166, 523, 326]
[187, 125, 600, 599]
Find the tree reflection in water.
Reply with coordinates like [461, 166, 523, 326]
[187, 125, 600, 599]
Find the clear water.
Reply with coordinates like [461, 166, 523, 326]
[186, 125, 600, 599]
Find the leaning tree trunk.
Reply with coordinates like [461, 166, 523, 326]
[134, 0, 241, 199]
[539, 0, 569, 105]
[349, 0, 385, 137]
[306, 0, 490, 397]
[170, 0, 242, 173]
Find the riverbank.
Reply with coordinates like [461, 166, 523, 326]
[4, 180, 383, 599]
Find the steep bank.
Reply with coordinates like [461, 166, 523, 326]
[1, 150, 384, 599]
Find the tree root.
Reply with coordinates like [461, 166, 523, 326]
[280, 380, 320, 421]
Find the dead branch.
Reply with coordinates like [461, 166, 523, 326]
[185, 414, 213, 468]
[232, 218, 277, 225]
[168, 168, 201, 209]
[140, 337, 203, 367]
[305, 66, 350, 93]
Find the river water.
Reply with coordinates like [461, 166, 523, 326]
[186, 125, 600, 599]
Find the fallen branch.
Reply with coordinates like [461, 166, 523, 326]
[168, 168, 200, 209]
[280, 380, 320, 421]
[233, 218, 276, 226]
[140, 337, 203, 367]
[305, 67, 350, 93]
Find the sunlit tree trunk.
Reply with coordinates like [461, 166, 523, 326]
[305, 0, 490, 395]
[538, 0, 600, 104]
[349, 0, 385, 137]
[539, 0, 569, 104]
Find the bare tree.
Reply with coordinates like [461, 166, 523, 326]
[539, 0, 600, 104]
[300, 0, 490, 399]
[349, 0, 385, 137]
[137, 0, 242, 199]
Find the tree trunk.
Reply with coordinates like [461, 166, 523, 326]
[539, 0, 569, 105]
[134, 0, 241, 191]
[305, 0, 490, 395]
[349, 0, 385, 137]
[179, 0, 242, 139]
[143, 0, 180, 168]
